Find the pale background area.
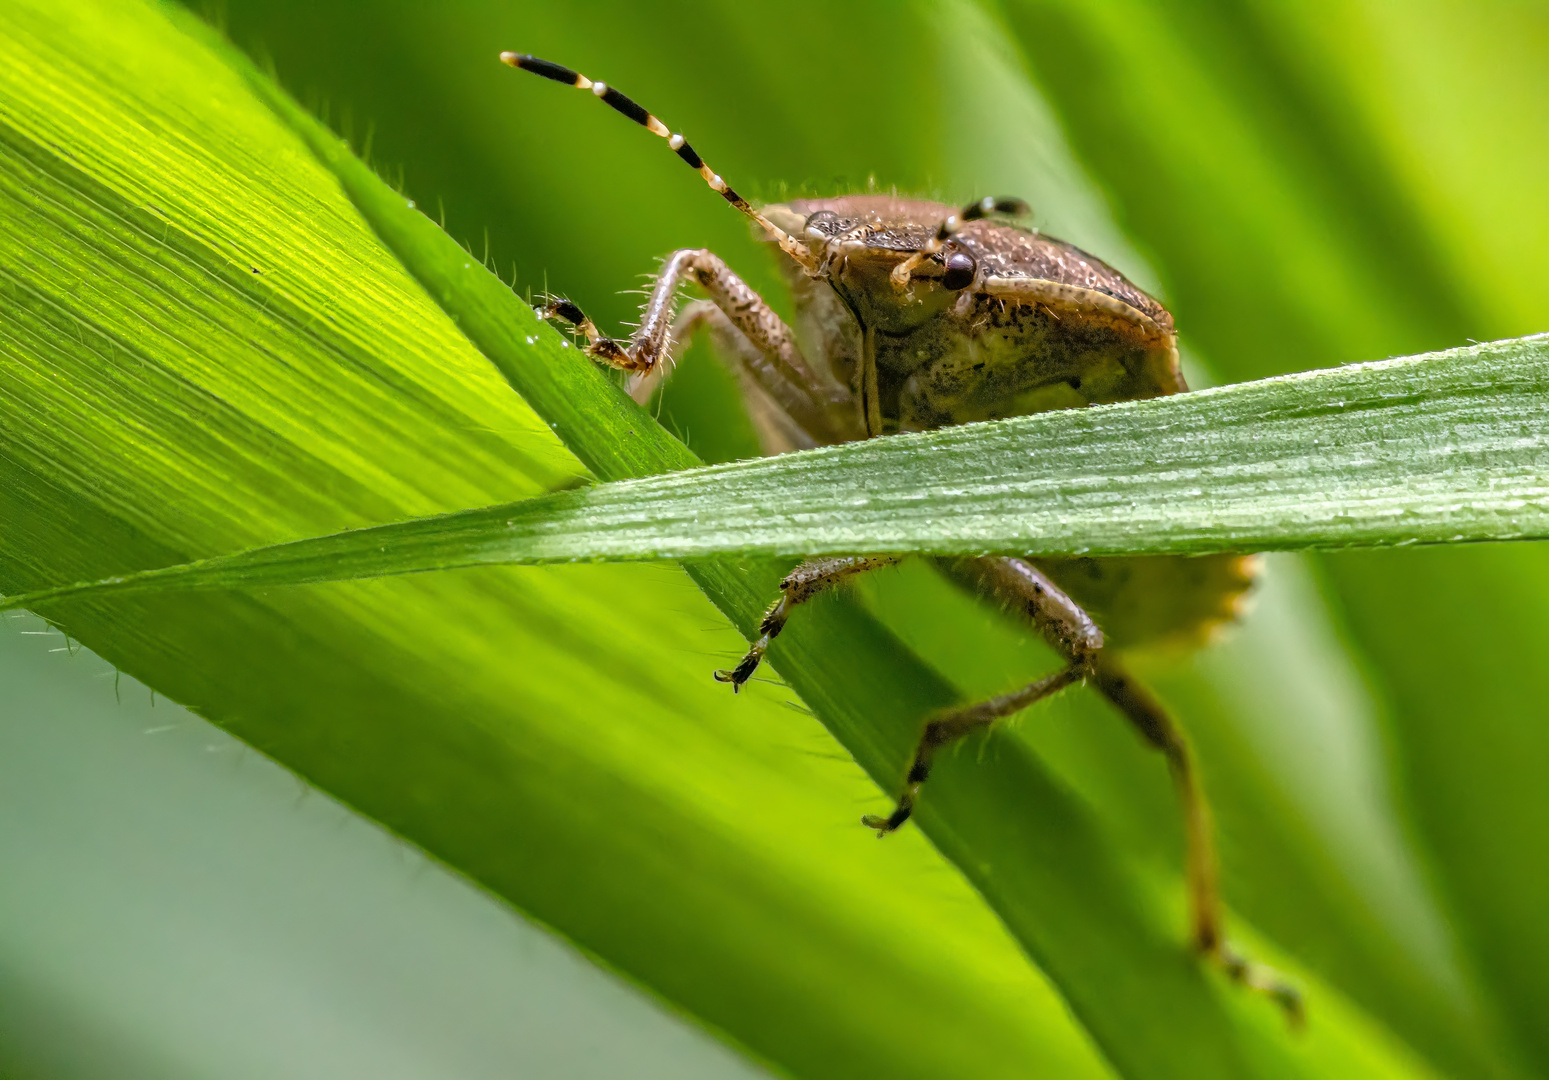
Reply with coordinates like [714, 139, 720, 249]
[0, 610, 768, 1080]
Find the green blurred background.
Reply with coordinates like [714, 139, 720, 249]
[6, 1, 1549, 1076]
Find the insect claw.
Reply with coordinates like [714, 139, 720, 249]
[541, 297, 586, 326]
[715, 634, 770, 692]
[1216, 941, 1305, 1029]
[860, 814, 890, 834]
[587, 337, 634, 366]
[861, 802, 911, 836]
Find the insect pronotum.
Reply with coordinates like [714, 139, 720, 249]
[501, 50, 1302, 1024]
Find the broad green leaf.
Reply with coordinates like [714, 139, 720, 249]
[200, 15, 1466, 1079]
[0, 4, 1118, 1078]
[6, 332, 1549, 611]
[194, 2, 1549, 1078]
[0, 2, 1454, 1078]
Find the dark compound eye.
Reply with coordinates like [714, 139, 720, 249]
[803, 210, 843, 236]
[941, 251, 976, 290]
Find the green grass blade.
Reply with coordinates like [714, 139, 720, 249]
[0, 4, 1122, 1078]
[6, 332, 1547, 609]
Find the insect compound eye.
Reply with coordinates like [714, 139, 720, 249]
[941, 250, 976, 291]
[803, 210, 844, 239]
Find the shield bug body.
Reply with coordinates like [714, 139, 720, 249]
[503, 52, 1299, 1021]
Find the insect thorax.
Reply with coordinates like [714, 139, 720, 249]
[768, 196, 1185, 437]
[765, 196, 1247, 651]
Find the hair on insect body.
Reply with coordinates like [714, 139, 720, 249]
[501, 51, 1302, 1024]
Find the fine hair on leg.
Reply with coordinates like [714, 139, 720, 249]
[861, 663, 1084, 834]
[935, 555, 1303, 1024]
[860, 557, 1099, 834]
[1091, 655, 1305, 1025]
[541, 249, 853, 444]
[714, 556, 900, 691]
[636, 301, 822, 453]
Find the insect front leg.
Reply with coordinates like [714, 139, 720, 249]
[543, 248, 854, 445]
[633, 300, 834, 453]
[714, 556, 900, 691]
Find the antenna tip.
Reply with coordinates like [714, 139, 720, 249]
[498, 51, 520, 65]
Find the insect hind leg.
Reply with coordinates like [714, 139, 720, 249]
[1091, 656, 1305, 1026]
[863, 557, 1099, 833]
[931, 555, 1302, 1024]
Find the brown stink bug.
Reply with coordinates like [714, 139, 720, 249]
[502, 52, 1301, 1021]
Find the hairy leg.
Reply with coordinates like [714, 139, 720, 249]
[714, 556, 900, 691]
[631, 300, 827, 453]
[861, 663, 1084, 833]
[863, 557, 1099, 833]
[542, 248, 854, 443]
[1091, 655, 1304, 1023]
[931, 556, 1302, 1023]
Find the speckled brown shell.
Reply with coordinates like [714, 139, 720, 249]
[760, 195, 1248, 650]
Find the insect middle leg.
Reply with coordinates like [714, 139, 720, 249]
[542, 248, 854, 444]
[864, 557, 1102, 834]
[714, 556, 900, 690]
[860, 663, 1086, 833]
[724, 553, 1301, 1017]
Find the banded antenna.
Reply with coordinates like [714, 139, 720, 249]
[500, 53, 820, 274]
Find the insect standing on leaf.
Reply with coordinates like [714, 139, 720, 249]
[501, 51, 1302, 1023]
